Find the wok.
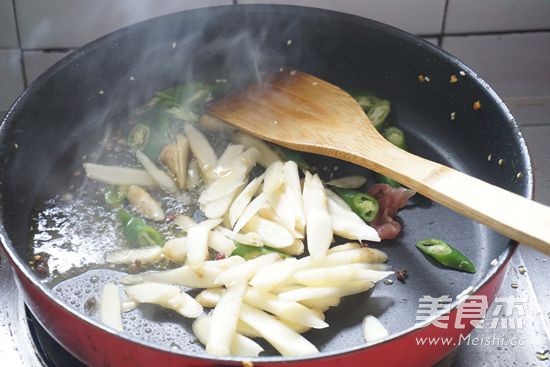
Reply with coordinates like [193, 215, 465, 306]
[0, 5, 532, 367]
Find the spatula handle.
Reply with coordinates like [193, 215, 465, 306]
[346, 140, 550, 255]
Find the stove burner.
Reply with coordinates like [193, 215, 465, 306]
[26, 307, 85, 367]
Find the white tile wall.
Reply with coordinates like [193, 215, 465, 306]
[0, 49, 24, 111]
[523, 126, 550, 204]
[423, 37, 439, 46]
[15, 0, 232, 49]
[0, 0, 19, 47]
[446, 0, 550, 33]
[2, 1, 550, 127]
[23, 50, 71, 85]
[503, 96, 550, 126]
[442, 32, 550, 100]
[237, 0, 446, 35]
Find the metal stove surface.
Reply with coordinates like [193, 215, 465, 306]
[29, 309, 84, 367]
[0, 254, 82, 367]
[0, 254, 45, 367]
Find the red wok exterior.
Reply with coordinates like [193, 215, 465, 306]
[12, 251, 512, 367]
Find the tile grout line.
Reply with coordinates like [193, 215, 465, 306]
[442, 28, 550, 38]
[18, 48, 73, 53]
[0, 47, 74, 53]
[1, 29, 549, 53]
[504, 95, 550, 101]
[521, 123, 550, 128]
[438, 0, 450, 47]
[10, 0, 28, 88]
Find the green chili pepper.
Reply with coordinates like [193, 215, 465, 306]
[130, 82, 226, 159]
[166, 106, 200, 123]
[367, 100, 391, 131]
[416, 239, 476, 273]
[274, 146, 312, 172]
[155, 82, 213, 109]
[128, 110, 176, 160]
[103, 186, 128, 208]
[383, 126, 407, 151]
[333, 187, 380, 223]
[155, 82, 227, 124]
[374, 126, 407, 187]
[145, 111, 176, 158]
[231, 243, 289, 260]
[374, 173, 402, 188]
[128, 123, 150, 150]
[116, 209, 164, 248]
[354, 94, 381, 111]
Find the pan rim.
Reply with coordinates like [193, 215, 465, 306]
[0, 3, 534, 364]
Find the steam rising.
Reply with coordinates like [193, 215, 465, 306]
[72, 6, 308, 178]
[22, 2, 239, 49]
[28, 6, 311, 282]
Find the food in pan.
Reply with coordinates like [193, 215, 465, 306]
[416, 238, 476, 273]
[29, 80, 474, 357]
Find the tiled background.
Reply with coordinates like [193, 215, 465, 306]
[2, 1, 548, 215]
[2, 0, 550, 123]
[2, 0, 550, 116]
[0, 0, 549, 365]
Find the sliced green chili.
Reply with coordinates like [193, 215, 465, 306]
[166, 106, 200, 123]
[231, 243, 289, 260]
[128, 123, 150, 150]
[374, 173, 402, 188]
[155, 82, 227, 124]
[374, 126, 407, 187]
[333, 187, 380, 223]
[129, 81, 228, 159]
[103, 186, 128, 208]
[354, 94, 381, 111]
[275, 146, 312, 172]
[383, 126, 407, 151]
[116, 209, 164, 248]
[367, 100, 391, 131]
[416, 239, 476, 273]
[155, 82, 214, 109]
[128, 110, 176, 160]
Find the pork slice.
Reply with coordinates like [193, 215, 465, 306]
[367, 183, 415, 240]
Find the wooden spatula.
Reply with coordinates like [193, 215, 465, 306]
[208, 70, 550, 255]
